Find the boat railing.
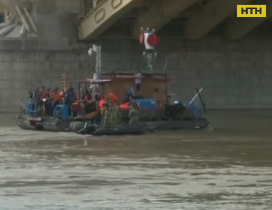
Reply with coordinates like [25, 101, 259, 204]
[19, 100, 44, 120]
[101, 72, 168, 79]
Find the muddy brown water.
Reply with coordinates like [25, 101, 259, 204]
[0, 110, 272, 210]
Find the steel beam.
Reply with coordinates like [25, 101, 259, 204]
[78, 0, 142, 40]
[131, 0, 197, 38]
[184, 0, 253, 40]
[225, 0, 272, 39]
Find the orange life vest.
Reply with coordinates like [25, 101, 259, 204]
[120, 102, 129, 109]
[52, 92, 60, 101]
[109, 93, 118, 102]
[99, 99, 106, 110]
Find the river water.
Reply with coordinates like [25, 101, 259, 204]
[0, 110, 272, 210]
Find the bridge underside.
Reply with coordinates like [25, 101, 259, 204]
[224, 0, 272, 39]
[131, 0, 198, 38]
[183, 0, 253, 40]
[78, 0, 272, 41]
[0, 0, 270, 40]
[78, 0, 142, 40]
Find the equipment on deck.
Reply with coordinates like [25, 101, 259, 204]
[135, 99, 157, 110]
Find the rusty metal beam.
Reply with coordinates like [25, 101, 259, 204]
[78, 0, 142, 40]
[131, 0, 198, 38]
[184, 0, 253, 40]
[225, 0, 272, 39]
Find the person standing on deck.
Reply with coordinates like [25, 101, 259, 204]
[129, 101, 139, 125]
[100, 103, 106, 126]
[33, 86, 41, 116]
[64, 87, 75, 117]
[113, 101, 121, 126]
[134, 70, 142, 92]
[51, 87, 60, 109]
[107, 98, 114, 126]
[41, 86, 48, 99]
[110, 103, 116, 126]
[102, 104, 111, 127]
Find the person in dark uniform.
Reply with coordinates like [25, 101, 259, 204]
[134, 70, 142, 92]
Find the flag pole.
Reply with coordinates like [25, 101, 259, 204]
[140, 27, 158, 74]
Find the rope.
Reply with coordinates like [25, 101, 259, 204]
[20, 100, 43, 113]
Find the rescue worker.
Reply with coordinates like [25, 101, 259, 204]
[110, 102, 116, 126]
[106, 96, 111, 108]
[101, 103, 111, 127]
[51, 87, 60, 109]
[129, 101, 139, 125]
[33, 86, 41, 116]
[112, 101, 121, 126]
[41, 86, 49, 99]
[84, 91, 94, 114]
[106, 98, 114, 126]
[64, 87, 75, 116]
[42, 87, 50, 116]
[59, 90, 65, 104]
[43, 88, 52, 116]
[134, 69, 142, 92]
[100, 103, 105, 126]
[90, 85, 99, 102]
[28, 90, 33, 102]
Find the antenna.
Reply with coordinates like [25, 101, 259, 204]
[88, 44, 101, 80]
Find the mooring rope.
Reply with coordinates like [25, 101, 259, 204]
[20, 101, 43, 113]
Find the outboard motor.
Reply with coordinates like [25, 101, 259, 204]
[187, 102, 201, 119]
[165, 101, 186, 119]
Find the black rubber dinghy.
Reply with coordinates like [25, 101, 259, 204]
[77, 123, 100, 135]
[92, 125, 145, 136]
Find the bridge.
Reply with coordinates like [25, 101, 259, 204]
[0, 0, 271, 112]
[0, 0, 271, 40]
[78, 0, 272, 40]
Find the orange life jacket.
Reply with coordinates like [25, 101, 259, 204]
[99, 99, 106, 110]
[120, 102, 129, 109]
[52, 92, 60, 101]
[109, 93, 118, 102]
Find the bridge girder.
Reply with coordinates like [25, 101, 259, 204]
[224, 0, 272, 39]
[78, 0, 142, 40]
[183, 0, 253, 40]
[131, 0, 198, 38]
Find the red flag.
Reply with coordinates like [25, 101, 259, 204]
[147, 33, 159, 47]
